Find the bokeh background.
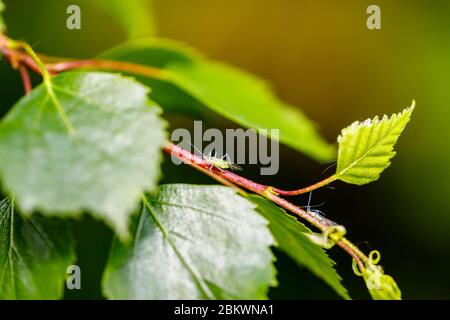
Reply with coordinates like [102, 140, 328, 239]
[1, 0, 449, 299]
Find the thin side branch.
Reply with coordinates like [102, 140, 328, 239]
[47, 60, 167, 80]
[272, 175, 337, 196]
[19, 65, 32, 95]
[1, 46, 42, 75]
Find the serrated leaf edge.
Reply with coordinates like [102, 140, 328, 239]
[335, 101, 415, 184]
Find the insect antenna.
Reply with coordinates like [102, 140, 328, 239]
[187, 141, 205, 157]
[305, 191, 317, 212]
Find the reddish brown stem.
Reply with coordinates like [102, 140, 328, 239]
[273, 175, 337, 196]
[165, 142, 330, 229]
[337, 239, 365, 271]
[47, 60, 166, 80]
[257, 185, 364, 269]
[1, 47, 42, 75]
[1, 38, 164, 82]
[163, 142, 269, 194]
[19, 65, 32, 95]
[266, 192, 328, 230]
[163, 142, 367, 269]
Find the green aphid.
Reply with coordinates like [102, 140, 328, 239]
[190, 143, 242, 171]
[203, 153, 242, 171]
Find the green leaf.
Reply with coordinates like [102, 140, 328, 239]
[100, 39, 335, 161]
[248, 195, 350, 299]
[363, 265, 401, 300]
[0, 71, 166, 240]
[0, 0, 6, 33]
[335, 103, 415, 185]
[92, 0, 157, 39]
[103, 184, 277, 299]
[0, 197, 75, 299]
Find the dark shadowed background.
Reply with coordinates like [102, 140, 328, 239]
[1, 0, 449, 299]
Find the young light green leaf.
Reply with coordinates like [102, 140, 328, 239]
[0, 71, 166, 240]
[103, 184, 277, 299]
[352, 254, 401, 300]
[0, 0, 6, 33]
[91, 0, 157, 39]
[0, 197, 75, 299]
[100, 39, 335, 161]
[363, 265, 401, 300]
[248, 195, 350, 300]
[335, 103, 415, 185]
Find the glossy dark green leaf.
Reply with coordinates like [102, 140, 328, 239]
[249, 195, 349, 299]
[100, 39, 335, 161]
[0, 197, 75, 299]
[103, 184, 277, 299]
[0, 71, 166, 239]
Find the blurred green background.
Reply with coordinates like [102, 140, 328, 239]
[1, 0, 449, 299]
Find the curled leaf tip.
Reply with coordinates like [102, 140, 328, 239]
[353, 250, 402, 300]
[369, 250, 381, 264]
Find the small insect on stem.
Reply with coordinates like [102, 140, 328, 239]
[189, 142, 243, 171]
[304, 191, 337, 227]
